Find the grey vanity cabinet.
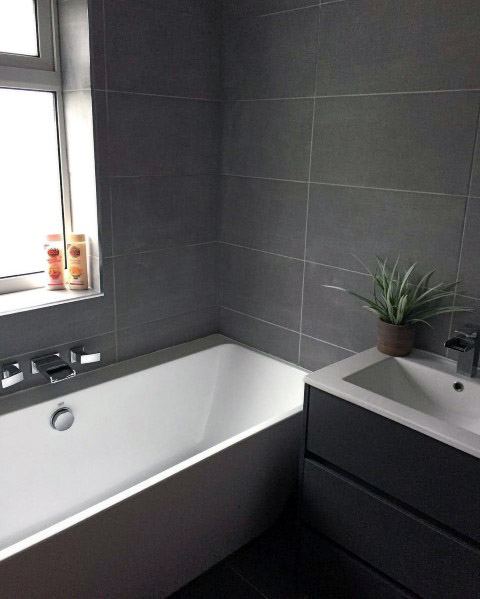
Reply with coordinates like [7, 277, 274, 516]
[301, 385, 480, 599]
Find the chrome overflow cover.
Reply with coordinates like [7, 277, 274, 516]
[51, 407, 74, 431]
[453, 381, 464, 392]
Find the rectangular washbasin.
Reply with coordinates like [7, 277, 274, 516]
[305, 347, 480, 458]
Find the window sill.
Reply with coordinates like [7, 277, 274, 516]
[0, 287, 103, 317]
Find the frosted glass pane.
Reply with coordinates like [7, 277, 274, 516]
[0, 0, 38, 56]
[0, 89, 64, 278]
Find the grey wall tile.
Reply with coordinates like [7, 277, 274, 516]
[299, 335, 354, 371]
[310, 92, 479, 195]
[316, 0, 480, 95]
[302, 263, 376, 351]
[471, 138, 480, 198]
[220, 307, 300, 363]
[221, 244, 303, 330]
[117, 307, 219, 362]
[458, 198, 480, 298]
[104, 3, 220, 98]
[223, 1, 315, 17]
[111, 175, 218, 255]
[115, 243, 218, 328]
[105, 0, 219, 18]
[223, 99, 313, 180]
[0, 332, 116, 396]
[223, 6, 318, 100]
[107, 93, 220, 177]
[97, 178, 113, 258]
[415, 314, 451, 356]
[306, 184, 466, 280]
[221, 176, 307, 258]
[451, 296, 480, 338]
[0, 260, 115, 358]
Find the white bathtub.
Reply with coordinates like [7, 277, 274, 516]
[0, 335, 306, 598]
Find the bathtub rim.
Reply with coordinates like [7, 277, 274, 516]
[0, 335, 308, 562]
[0, 334, 309, 418]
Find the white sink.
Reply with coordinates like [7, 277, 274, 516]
[305, 348, 480, 458]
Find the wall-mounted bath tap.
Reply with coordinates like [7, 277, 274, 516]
[1, 362, 24, 389]
[70, 346, 101, 364]
[31, 354, 76, 384]
[445, 327, 480, 377]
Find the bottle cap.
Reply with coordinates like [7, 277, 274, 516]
[69, 233, 85, 243]
[46, 234, 62, 242]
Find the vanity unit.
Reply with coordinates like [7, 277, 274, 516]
[300, 348, 480, 599]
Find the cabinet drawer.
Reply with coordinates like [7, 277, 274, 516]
[302, 459, 480, 599]
[306, 386, 480, 543]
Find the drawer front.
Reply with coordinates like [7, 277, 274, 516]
[306, 386, 480, 544]
[302, 459, 480, 599]
[300, 527, 413, 599]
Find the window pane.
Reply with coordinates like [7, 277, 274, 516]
[0, 88, 64, 278]
[0, 0, 38, 56]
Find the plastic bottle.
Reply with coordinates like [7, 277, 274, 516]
[66, 233, 89, 290]
[45, 234, 65, 290]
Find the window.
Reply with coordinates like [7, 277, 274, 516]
[0, 0, 71, 294]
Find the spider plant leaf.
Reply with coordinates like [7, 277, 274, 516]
[398, 263, 416, 296]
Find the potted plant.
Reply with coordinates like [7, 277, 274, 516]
[326, 258, 471, 357]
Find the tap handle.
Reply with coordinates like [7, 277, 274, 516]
[70, 346, 101, 364]
[454, 326, 479, 339]
[1, 363, 24, 389]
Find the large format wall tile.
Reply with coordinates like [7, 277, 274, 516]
[310, 92, 480, 195]
[111, 175, 218, 255]
[220, 245, 304, 330]
[306, 184, 466, 280]
[458, 198, 480, 298]
[115, 244, 218, 328]
[107, 93, 220, 177]
[221, 176, 307, 258]
[223, 6, 317, 100]
[117, 307, 219, 361]
[471, 142, 480, 198]
[301, 263, 376, 352]
[223, 0, 315, 18]
[316, 0, 480, 95]
[222, 99, 313, 180]
[220, 307, 300, 363]
[299, 335, 354, 372]
[105, 3, 220, 98]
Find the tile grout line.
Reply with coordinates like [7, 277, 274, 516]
[223, 88, 480, 102]
[115, 305, 219, 334]
[101, 0, 118, 362]
[297, 2, 323, 364]
[97, 88, 221, 103]
[227, 563, 269, 599]
[222, 173, 471, 199]
[220, 305, 356, 355]
[448, 98, 480, 338]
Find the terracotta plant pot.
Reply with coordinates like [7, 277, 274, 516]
[377, 320, 415, 357]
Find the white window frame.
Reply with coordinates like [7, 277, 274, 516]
[0, 0, 72, 295]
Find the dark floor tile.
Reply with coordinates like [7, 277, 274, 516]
[227, 516, 303, 599]
[170, 562, 262, 598]
[316, 0, 480, 95]
[223, 7, 317, 100]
